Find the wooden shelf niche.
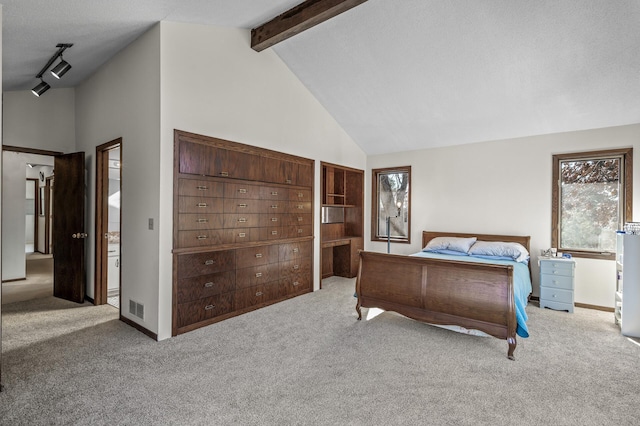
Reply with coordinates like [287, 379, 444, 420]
[320, 162, 364, 281]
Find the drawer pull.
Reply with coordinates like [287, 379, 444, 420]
[271, 191, 278, 196]
[552, 294, 557, 298]
[293, 281, 300, 287]
[220, 171, 229, 177]
[297, 229, 303, 234]
[297, 205, 304, 209]
[271, 217, 278, 222]
[197, 203, 208, 208]
[298, 192, 303, 198]
[271, 230, 278, 235]
[255, 253, 263, 258]
[293, 248, 299, 253]
[205, 304, 215, 310]
[271, 205, 279, 209]
[285, 179, 292, 184]
[204, 260, 215, 266]
[238, 232, 246, 238]
[204, 282, 214, 288]
[293, 264, 300, 270]
[196, 185, 208, 191]
[297, 217, 303, 222]
[256, 291, 263, 296]
[255, 272, 263, 278]
[238, 188, 247, 194]
[238, 203, 247, 208]
[197, 235, 208, 240]
[238, 217, 247, 223]
[197, 218, 208, 223]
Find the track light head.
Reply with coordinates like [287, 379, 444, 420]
[51, 58, 71, 79]
[32, 79, 51, 97]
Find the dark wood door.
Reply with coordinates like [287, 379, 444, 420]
[53, 152, 86, 303]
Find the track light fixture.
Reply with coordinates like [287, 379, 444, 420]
[31, 43, 73, 97]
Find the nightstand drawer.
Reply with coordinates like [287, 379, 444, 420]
[540, 261, 574, 277]
[540, 287, 573, 305]
[540, 274, 574, 290]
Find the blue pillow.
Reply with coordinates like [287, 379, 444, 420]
[429, 249, 469, 256]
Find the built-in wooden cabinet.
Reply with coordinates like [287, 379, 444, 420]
[172, 130, 314, 336]
[320, 162, 364, 280]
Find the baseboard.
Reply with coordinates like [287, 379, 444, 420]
[85, 295, 95, 305]
[2, 277, 26, 283]
[530, 296, 613, 312]
[120, 315, 158, 341]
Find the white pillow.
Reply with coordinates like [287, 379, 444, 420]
[423, 236, 477, 254]
[468, 241, 530, 263]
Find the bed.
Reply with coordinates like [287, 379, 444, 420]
[355, 231, 532, 360]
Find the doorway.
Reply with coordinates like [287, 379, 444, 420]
[95, 139, 122, 309]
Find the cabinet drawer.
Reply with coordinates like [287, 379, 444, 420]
[260, 186, 289, 200]
[235, 282, 279, 310]
[177, 250, 235, 278]
[289, 188, 312, 202]
[540, 287, 573, 305]
[178, 213, 224, 231]
[236, 263, 279, 289]
[223, 213, 260, 228]
[178, 229, 259, 247]
[236, 244, 279, 268]
[224, 183, 262, 199]
[223, 199, 262, 214]
[259, 214, 284, 227]
[279, 259, 311, 279]
[281, 213, 312, 227]
[177, 293, 234, 328]
[288, 201, 312, 213]
[260, 227, 285, 241]
[279, 275, 311, 297]
[540, 261, 574, 277]
[540, 274, 573, 290]
[178, 179, 224, 198]
[284, 225, 313, 238]
[279, 240, 313, 261]
[259, 200, 287, 213]
[177, 271, 235, 303]
[178, 196, 224, 214]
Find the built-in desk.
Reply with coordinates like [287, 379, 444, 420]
[321, 236, 363, 279]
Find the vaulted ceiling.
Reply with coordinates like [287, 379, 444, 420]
[3, 0, 640, 154]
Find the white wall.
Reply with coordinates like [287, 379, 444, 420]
[3, 89, 75, 153]
[367, 123, 640, 308]
[159, 22, 366, 339]
[1, 153, 53, 280]
[75, 25, 161, 330]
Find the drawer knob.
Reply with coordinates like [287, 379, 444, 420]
[552, 294, 557, 298]
[255, 272, 263, 278]
[205, 304, 215, 310]
[204, 282, 214, 288]
[196, 185, 208, 191]
[197, 203, 208, 208]
[204, 260, 215, 265]
[256, 291, 263, 296]
[197, 235, 208, 240]
[255, 253, 263, 258]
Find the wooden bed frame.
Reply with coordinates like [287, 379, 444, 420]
[355, 231, 531, 360]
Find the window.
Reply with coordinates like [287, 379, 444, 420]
[552, 148, 632, 260]
[372, 166, 411, 243]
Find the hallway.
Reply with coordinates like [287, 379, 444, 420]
[1, 253, 52, 305]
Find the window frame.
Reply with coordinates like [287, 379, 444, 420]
[552, 148, 633, 260]
[371, 166, 411, 244]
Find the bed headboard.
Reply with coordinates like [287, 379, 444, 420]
[422, 231, 532, 279]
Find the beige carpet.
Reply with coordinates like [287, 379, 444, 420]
[1, 276, 640, 425]
[1, 255, 53, 305]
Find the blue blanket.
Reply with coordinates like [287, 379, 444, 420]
[411, 251, 532, 338]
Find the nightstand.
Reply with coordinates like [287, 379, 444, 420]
[539, 257, 575, 313]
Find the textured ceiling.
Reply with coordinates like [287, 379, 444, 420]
[3, 0, 640, 154]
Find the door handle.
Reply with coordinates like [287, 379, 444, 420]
[72, 233, 88, 239]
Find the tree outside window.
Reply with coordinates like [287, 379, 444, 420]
[372, 166, 411, 243]
[552, 148, 632, 260]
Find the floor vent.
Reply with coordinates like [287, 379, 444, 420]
[129, 300, 144, 319]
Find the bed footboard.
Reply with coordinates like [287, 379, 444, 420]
[355, 251, 518, 360]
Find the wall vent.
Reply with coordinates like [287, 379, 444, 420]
[129, 300, 144, 319]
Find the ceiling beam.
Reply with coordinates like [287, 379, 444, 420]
[251, 0, 368, 52]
